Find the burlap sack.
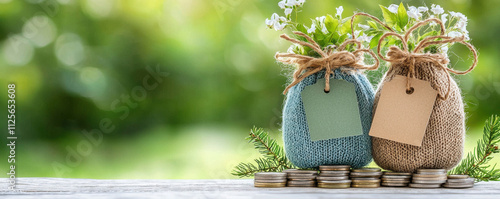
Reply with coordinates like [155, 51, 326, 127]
[372, 61, 464, 172]
[371, 18, 477, 173]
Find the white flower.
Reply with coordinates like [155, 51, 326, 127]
[455, 20, 468, 32]
[357, 33, 374, 43]
[418, 6, 429, 12]
[358, 24, 370, 30]
[278, 0, 286, 9]
[388, 4, 399, 13]
[284, 8, 293, 16]
[431, 4, 444, 15]
[296, 0, 306, 6]
[321, 25, 328, 34]
[314, 16, 328, 34]
[285, 0, 297, 7]
[274, 22, 287, 31]
[450, 11, 467, 22]
[441, 14, 448, 25]
[336, 6, 344, 18]
[307, 23, 316, 33]
[316, 16, 326, 23]
[346, 33, 352, 39]
[354, 30, 361, 38]
[440, 45, 449, 54]
[407, 6, 420, 19]
[265, 13, 287, 30]
[448, 31, 462, 38]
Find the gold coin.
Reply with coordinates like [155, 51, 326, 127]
[383, 171, 412, 176]
[287, 180, 316, 186]
[321, 170, 350, 174]
[381, 182, 408, 187]
[351, 168, 381, 173]
[254, 182, 286, 188]
[317, 183, 351, 189]
[319, 173, 349, 177]
[409, 183, 442, 189]
[416, 169, 447, 174]
[382, 180, 410, 184]
[447, 175, 470, 179]
[412, 173, 447, 178]
[351, 184, 380, 188]
[283, 169, 318, 174]
[319, 165, 351, 171]
[352, 179, 381, 183]
[381, 175, 411, 179]
[254, 179, 287, 183]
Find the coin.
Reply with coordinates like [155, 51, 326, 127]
[317, 183, 351, 189]
[383, 172, 412, 176]
[416, 169, 447, 174]
[409, 183, 442, 188]
[382, 180, 410, 184]
[412, 173, 447, 178]
[350, 172, 382, 177]
[254, 182, 286, 188]
[447, 175, 470, 179]
[320, 170, 350, 175]
[288, 176, 316, 181]
[351, 184, 380, 188]
[287, 180, 316, 186]
[447, 178, 474, 183]
[412, 177, 447, 181]
[316, 176, 349, 181]
[318, 179, 352, 184]
[319, 173, 349, 177]
[283, 169, 318, 174]
[381, 182, 409, 187]
[255, 172, 287, 178]
[254, 179, 287, 183]
[351, 177, 379, 180]
[352, 179, 381, 183]
[381, 175, 411, 179]
[412, 180, 447, 184]
[351, 168, 381, 172]
[319, 165, 351, 171]
[443, 183, 474, 189]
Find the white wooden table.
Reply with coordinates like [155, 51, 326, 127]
[1, 178, 499, 198]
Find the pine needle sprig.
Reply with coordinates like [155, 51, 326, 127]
[449, 115, 500, 181]
[231, 127, 295, 177]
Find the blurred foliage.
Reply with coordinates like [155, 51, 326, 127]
[0, 0, 498, 179]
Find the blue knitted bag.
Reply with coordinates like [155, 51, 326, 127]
[282, 68, 374, 169]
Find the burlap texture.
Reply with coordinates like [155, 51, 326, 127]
[372, 61, 465, 173]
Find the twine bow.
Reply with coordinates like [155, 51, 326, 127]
[275, 31, 379, 94]
[377, 18, 478, 100]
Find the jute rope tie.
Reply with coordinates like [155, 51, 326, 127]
[377, 18, 478, 100]
[275, 31, 379, 94]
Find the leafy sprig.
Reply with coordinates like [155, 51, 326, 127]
[449, 115, 500, 182]
[231, 127, 295, 177]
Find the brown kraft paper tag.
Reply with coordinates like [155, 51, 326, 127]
[369, 75, 438, 146]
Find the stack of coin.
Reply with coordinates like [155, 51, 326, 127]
[381, 172, 412, 187]
[316, 165, 351, 188]
[443, 175, 475, 189]
[283, 169, 317, 187]
[350, 168, 382, 188]
[409, 169, 447, 189]
[254, 172, 287, 188]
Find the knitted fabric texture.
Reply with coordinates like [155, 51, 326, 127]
[282, 68, 374, 169]
[372, 62, 465, 173]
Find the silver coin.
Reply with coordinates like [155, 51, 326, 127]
[417, 169, 447, 174]
[318, 180, 352, 184]
[351, 177, 379, 180]
[447, 178, 475, 183]
[412, 173, 447, 178]
[288, 176, 316, 181]
[381, 182, 409, 187]
[352, 168, 381, 172]
[319, 165, 351, 171]
[254, 179, 287, 183]
[412, 176, 447, 181]
[255, 172, 287, 178]
[383, 172, 412, 176]
[443, 183, 474, 189]
[321, 170, 350, 174]
[381, 175, 411, 179]
[319, 173, 349, 177]
[283, 169, 318, 174]
[409, 183, 442, 188]
[350, 172, 382, 177]
[287, 180, 316, 186]
[412, 180, 447, 184]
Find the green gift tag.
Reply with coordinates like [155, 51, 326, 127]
[301, 78, 363, 141]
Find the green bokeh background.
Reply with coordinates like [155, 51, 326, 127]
[0, 0, 498, 179]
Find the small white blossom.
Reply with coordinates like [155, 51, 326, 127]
[358, 24, 370, 30]
[321, 25, 328, 34]
[285, 0, 297, 7]
[448, 31, 462, 38]
[336, 6, 344, 18]
[407, 6, 420, 19]
[357, 33, 374, 43]
[284, 8, 293, 16]
[441, 14, 448, 25]
[316, 16, 326, 23]
[265, 13, 287, 30]
[418, 6, 429, 12]
[274, 21, 287, 31]
[431, 4, 444, 15]
[388, 4, 399, 13]
[354, 30, 361, 38]
[278, 0, 286, 9]
[455, 20, 468, 32]
[450, 11, 467, 22]
[307, 23, 316, 34]
[347, 33, 352, 39]
[440, 45, 449, 54]
[296, 0, 306, 6]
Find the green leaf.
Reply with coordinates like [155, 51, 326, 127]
[340, 19, 352, 35]
[296, 24, 308, 35]
[397, 2, 408, 30]
[338, 33, 348, 45]
[379, 5, 397, 27]
[368, 21, 379, 30]
[370, 32, 383, 49]
[325, 14, 339, 33]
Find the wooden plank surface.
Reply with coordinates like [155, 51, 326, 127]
[0, 178, 499, 198]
